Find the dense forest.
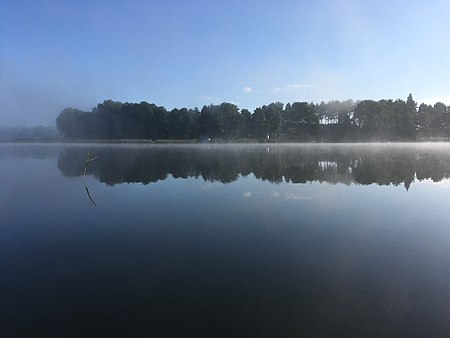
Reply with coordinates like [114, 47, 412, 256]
[56, 94, 450, 142]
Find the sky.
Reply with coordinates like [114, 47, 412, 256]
[1, 0, 450, 126]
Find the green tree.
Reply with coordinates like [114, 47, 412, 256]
[417, 103, 434, 137]
[240, 109, 252, 138]
[283, 102, 319, 139]
[198, 105, 223, 139]
[392, 98, 416, 139]
[252, 102, 283, 139]
[167, 108, 195, 139]
[220, 103, 242, 139]
[56, 108, 89, 139]
[354, 100, 379, 130]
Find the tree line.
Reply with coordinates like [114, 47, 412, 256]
[56, 94, 450, 141]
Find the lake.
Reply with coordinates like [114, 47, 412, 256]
[2, 143, 450, 337]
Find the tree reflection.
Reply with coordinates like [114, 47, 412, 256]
[57, 145, 450, 190]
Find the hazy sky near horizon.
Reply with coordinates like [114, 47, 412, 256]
[1, 0, 450, 126]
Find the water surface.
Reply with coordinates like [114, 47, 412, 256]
[2, 143, 450, 337]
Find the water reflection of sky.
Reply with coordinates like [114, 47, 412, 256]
[2, 144, 450, 336]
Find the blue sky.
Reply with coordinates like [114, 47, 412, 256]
[1, 0, 450, 126]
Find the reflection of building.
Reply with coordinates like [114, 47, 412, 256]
[318, 161, 337, 171]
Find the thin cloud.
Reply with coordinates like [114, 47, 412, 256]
[198, 95, 221, 104]
[272, 84, 316, 93]
[285, 84, 316, 91]
[243, 86, 253, 93]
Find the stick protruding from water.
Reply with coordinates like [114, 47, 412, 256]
[83, 149, 98, 176]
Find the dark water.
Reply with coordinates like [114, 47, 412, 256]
[2, 143, 450, 337]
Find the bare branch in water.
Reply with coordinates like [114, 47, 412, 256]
[83, 150, 98, 176]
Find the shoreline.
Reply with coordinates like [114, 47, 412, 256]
[2, 139, 450, 145]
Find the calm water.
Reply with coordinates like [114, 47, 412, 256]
[2, 143, 450, 337]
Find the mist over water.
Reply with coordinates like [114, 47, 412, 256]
[2, 143, 450, 336]
[56, 143, 450, 189]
